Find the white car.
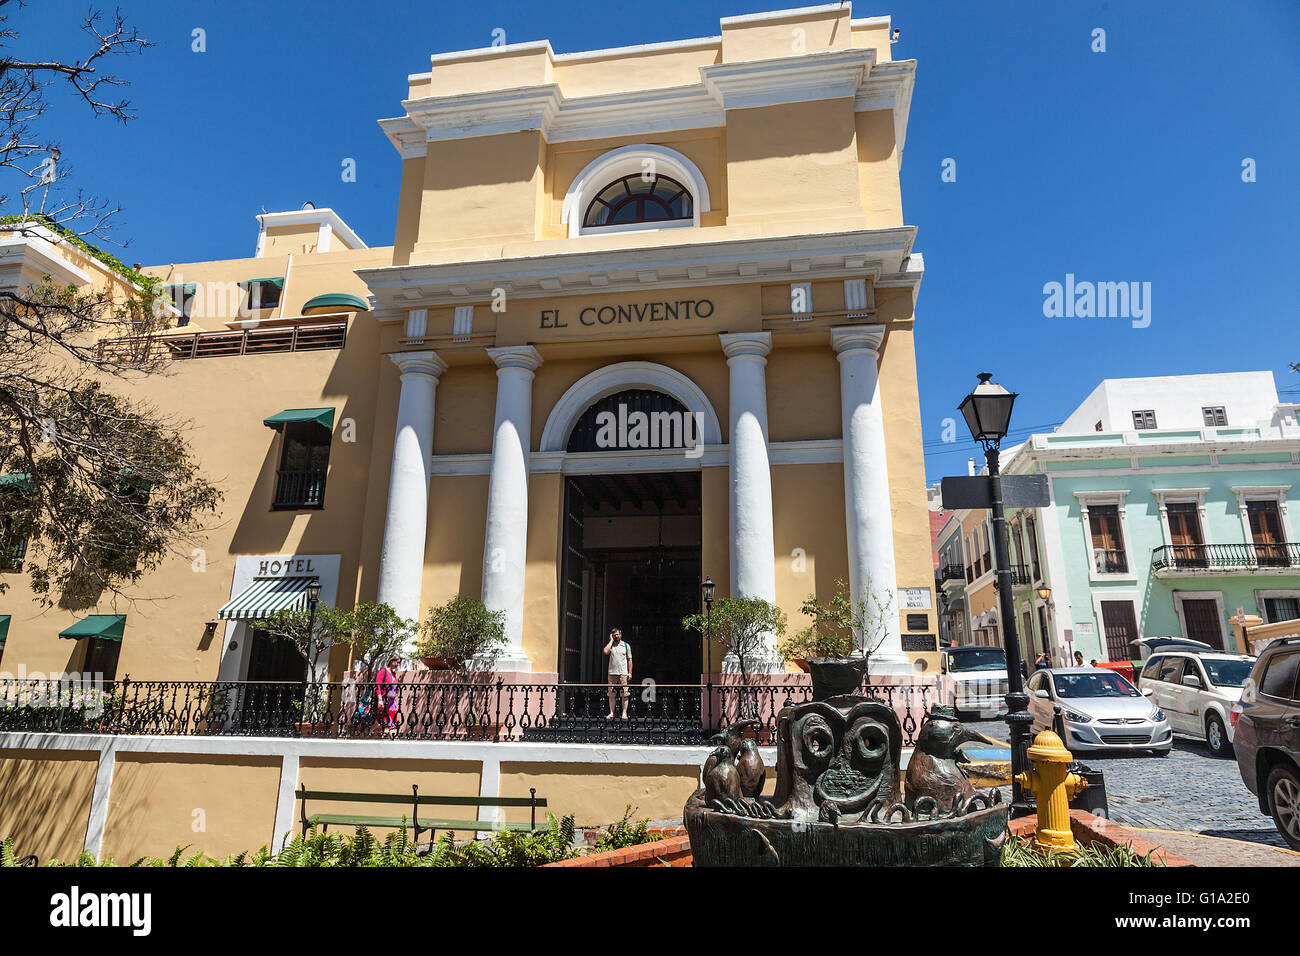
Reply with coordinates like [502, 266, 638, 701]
[1027, 667, 1173, 755]
[1138, 650, 1255, 757]
[940, 646, 1009, 718]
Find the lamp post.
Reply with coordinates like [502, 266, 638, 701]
[304, 577, 322, 680]
[1037, 585, 1055, 662]
[958, 372, 1032, 816]
[701, 577, 715, 674]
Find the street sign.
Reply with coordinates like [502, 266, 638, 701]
[940, 474, 1049, 511]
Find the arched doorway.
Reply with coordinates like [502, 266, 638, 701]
[558, 388, 704, 685]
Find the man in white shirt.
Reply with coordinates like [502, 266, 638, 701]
[603, 628, 633, 720]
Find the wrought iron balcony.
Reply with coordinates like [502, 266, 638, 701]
[937, 563, 966, 584]
[0, 676, 938, 747]
[272, 468, 327, 509]
[1151, 542, 1299, 574]
[1009, 564, 1034, 587]
[1091, 548, 1129, 574]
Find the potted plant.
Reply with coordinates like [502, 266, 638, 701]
[781, 578, 896, 700]
[415, 596, 507, 736]
[684, 595, 786, 724]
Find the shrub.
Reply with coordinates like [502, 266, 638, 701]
[594, 805, 663, 853]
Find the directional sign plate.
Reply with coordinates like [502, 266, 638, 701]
[941, 474, 1050, 511]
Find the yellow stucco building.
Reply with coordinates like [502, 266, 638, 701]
[0, 5, 942, 857]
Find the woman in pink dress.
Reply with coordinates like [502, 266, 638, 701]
[376, 656, 401, 734]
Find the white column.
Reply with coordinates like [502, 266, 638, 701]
[831, 326, 910, 674]
[377, 351, 447, 647]
[481, 346, 543, 672]
[719, 332, 781, 670]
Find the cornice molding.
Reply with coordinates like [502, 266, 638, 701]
[360, 227, 919, 313]
[381, 49, 913, 151]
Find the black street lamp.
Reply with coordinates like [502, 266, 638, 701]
[701, 577, 715, 673]
[304, 577, 322, 678]
[958, 373, 1033, 816]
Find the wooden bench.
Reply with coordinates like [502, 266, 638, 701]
[297, 784, 546, 841]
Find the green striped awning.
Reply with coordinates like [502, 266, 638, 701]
[263, 407, 335, 430]
[238, 277, 285, 290]
[59, 614, 127, 642]
[218, 576, 316, 621]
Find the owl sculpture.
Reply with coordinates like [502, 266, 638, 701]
[770, 698, 903, 823]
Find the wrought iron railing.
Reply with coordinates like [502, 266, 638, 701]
[1009, 564, 1033, 586]
[1151, 542, 1298, 572]
[272, 468, 327, 509]
[937, 563, 965, 583]
[1091, 548, 1129, 574]
[96, 320, 347, 362]
[0, 676, 936, 747]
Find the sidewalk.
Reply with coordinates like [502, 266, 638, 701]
[1127, 828, 1300, 867]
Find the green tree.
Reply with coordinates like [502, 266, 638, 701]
[683, 595, 786, 681]
[415, 595, 506, 675]
[0, 8, 222, 605]
[332, 602, 414, 672]
[779, 577, 895, 675]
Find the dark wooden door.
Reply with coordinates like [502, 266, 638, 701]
[1100, 601, 1139, 661]
[560, 479, 587, 683]
[1181, 599, 1225, 650]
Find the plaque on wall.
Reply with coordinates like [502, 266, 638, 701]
[901, 633, 938, 652]
[899, 587, 933, 610]
[906, 614, 929, 631]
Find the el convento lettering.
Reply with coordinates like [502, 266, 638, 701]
[539, 298, 714, 329]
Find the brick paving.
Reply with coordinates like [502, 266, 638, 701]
[969, 716, 1291, 851]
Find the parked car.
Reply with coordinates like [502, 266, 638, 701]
[1027, 667, 1172, 756]
[1231, 636, 1300, 850]
[940, 646, 1008, 718]
[1138, 650, 1255, 757]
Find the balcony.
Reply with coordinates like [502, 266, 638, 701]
[937, 564, 966, 588]
[1151, 542, 1299, 576]
[0, 676, 938, 747]
[272, 468, 327, 509]
[1091, 549, 1129, 574]
[1009, 564, 1034, 587]
[97, 319, 347, 362]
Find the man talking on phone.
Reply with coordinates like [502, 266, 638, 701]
[603, 628, 632, 720]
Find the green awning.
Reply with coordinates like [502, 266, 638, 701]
[301, 292, 369, 312]
[263, 407, 335, 431]
[165, 283, 197, 294]
[218, 576, 317, 621]
[0, 615, 10, 644]
[0, 472, 33, 490]
[59, 614, 127, 642]
[238, 277, 285, 290]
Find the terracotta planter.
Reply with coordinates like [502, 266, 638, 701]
[420, 656, 455, 670]
[793, 658, 811, 673]
[295, 721, 329, 738]
[465, 722, 499, 740]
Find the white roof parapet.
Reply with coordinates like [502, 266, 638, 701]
[382, 47, 915, 150]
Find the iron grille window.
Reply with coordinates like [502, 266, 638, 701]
[582, 174, 692, 229]
[1132, 409, 1157, 430]
[273, 421, 330, 509]
[1202, 406, 1227, 427]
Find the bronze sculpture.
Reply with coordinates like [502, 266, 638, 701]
[685, 663, 1009, 866]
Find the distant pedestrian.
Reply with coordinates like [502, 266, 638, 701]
[376, 655, 401, 734]
[1073, 652, 1084, 667]
[1034, 651, 1050, 670]
[1089, 659, 1099, 668]
[603, 628, 633, 720]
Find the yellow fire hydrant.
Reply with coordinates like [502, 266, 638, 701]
[1014, 730, 1088, 851]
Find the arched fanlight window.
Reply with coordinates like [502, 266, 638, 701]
[582, 174, 693, 230]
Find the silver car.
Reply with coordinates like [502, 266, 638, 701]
[1027, 667, 1173, 756]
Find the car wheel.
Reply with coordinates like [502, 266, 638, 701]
[1267, 765, 1300, 851]
[1204, 713, 1231, 758]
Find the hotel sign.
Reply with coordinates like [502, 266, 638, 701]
[539, 298, 714, 330]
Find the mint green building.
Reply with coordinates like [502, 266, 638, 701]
[1000, 372, 1300, 665]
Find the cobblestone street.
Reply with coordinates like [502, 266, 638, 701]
[971, 718, 1289, 850]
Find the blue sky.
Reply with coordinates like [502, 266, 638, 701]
[21, 1, 1300, 484]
